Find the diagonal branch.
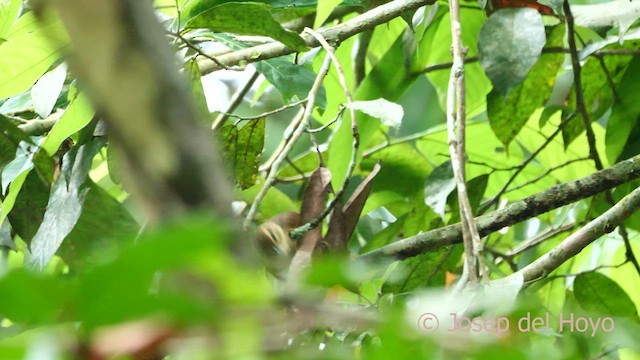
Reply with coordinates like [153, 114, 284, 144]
[198, 0, 432, 74]
[359, 154, 640, 262]
[517, 185, 640, 283]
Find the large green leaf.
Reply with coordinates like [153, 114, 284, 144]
[186, 3, 307, 51]
[181, 0, 364, 27]
[0, 12, 68, 99]
[26, 137, 105, 271]
[487, 26, 564, 147]
[574, 272, 638, 319]
[478, 8, 546, 94]
[605, 56, 640, 163]
[0, 0, 21, 39]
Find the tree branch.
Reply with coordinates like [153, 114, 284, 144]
[518, 186, 640, 283]
[359, 154, 640, 262]
[198, 0, 432, 74]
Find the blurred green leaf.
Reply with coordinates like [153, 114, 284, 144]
[0, 12, 68, 99]
[0, 0, 21, 39]
[381, 247, 450, 293]
[0, 269, 66, 324]
[574, 271, 639, 319]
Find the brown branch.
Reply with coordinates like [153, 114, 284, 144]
[359, 154, 640, 262]
[517, 186, 640, 283]
[446, 0, 482, 285]
[198, 0, 432, 74]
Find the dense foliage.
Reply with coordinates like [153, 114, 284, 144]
[0, 0, 639, 358]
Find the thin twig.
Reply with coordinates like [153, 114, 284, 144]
[564, 2, 640, 277]
[289, 29, 360, 239]
[504, 157, 590, 194]
[447, 0, 483, 285]
[220, 98, 308, 124]
[516, 185, 640, 283]
[169, 31, 230, 70]
[306, 105, 344, 133]
[243, 54, 333, 229]
[564, 1, 603, 171]
[479, 113, 575, 214]
[212, 70, 260, 132]
[259, 109, 305, 173]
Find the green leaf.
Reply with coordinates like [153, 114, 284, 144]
[58, 181, 138, 268]
[315, 0, 342, 28]
[181, 0, 365, 27]
[75, 216, 234, 329]
[478, 8, 546, 94]
[185, 59, 211, 125]
[361, 143, 431, 199]
[0, 0, 21, 39]
[0, 269, 66, 324]
[416, 6, 491, 117]
[424, 160, 455, 219]
[221, 119, 265, 189]
[41, 88, 95, 156]
[330, 36, 419, 189]
[1, 138, 40, 194]
[381, 247, 450, 293]
[7, 170, 50, 244]
[448, 174, 489, 223]
[186, 3, 307, 51]
[573, 272, 639, 319]
[254, 57, 327, 107]
[26, 138, 105, 271]
[346, 98, 404, 129]
[31, 62, 67, 118]
[0, 12, 68, 99]
[239, 183, 296, 220]
[562, 40, 638, 147]
[605, 56, 640, 163]
[0, 118, 31, 171]
[487, 26, 564, 147]
[214, 34, 325, 106]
